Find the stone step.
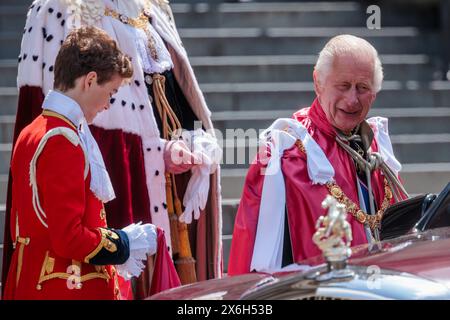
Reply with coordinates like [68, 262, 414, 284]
[0, 115, 15, 143]
[171, 2, 434, 29]
[0, 0, 31, 5]
[190, 54, 436, 83]
[3, 135, 448, 174]
[220, 163, 450, 199]
[0, 175, 8, 204]
[0, 144, 12, 174]
[0, 3, 364, 33]
[390, 134, 450, 165]
[0, 2, 436, 31]
[0, 60, 18, 87]
[0, 245, 3, 288]
[218, 134, 450, 170]
[222, 235, 231, 273]
[177, 27, 438, 56]
[171, 0, 359, 3]
[4, 106, 450, 136]
[0, 203, 5, 244]
[0, 27, 439, 59]
[0, 87, 18, 116]
[211, 107, 450, 135]
[221, 198, 239, 236]
[0, 54, 436, 87]
[171, 2, 365, 28]
[200, 81, 450, 111]
[2, 81, 450, 115]
[0, 6, 28, 33]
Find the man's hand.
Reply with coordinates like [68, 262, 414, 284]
[116, 222, 157, 280]
[163, 140, 200, 174]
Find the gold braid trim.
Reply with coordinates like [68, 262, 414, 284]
[295, 139, 393, 230]
[83, 228, 117, 264]
[15, 237, 30, 286]
[37, 251, 111, 290]
[42, 110, 77, 131]
[38, 272, 110, 283]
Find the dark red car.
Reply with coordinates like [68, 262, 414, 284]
[151, 183, 450, 300]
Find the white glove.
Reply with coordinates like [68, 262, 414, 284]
[179, 165, 210, 224]
[181, 129, 221, 174]
[178, 129, 221, 224]
[116, 222, 157, 280]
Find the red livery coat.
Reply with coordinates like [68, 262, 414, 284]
[3, 112, 120, 300]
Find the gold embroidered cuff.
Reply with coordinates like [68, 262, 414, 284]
[84, 229, 107, 263]
[84, 228, 119, 263]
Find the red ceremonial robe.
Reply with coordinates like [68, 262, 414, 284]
[228, 98, 393, 275]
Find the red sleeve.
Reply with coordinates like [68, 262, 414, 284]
[36, 135, 102, 262]
[2, 86, 44, 293]
[227, 149, 269, 276]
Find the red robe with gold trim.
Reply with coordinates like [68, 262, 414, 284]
[228, 99, 395, 275]
[3, 113, 119, 300]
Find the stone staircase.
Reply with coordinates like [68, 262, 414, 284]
[1, 0, 449, 283]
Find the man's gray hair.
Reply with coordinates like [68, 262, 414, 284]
[314, 34, 383, 92]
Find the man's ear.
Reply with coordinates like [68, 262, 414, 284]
[313, 70, 321, 97]
[83, 71, 97, 90]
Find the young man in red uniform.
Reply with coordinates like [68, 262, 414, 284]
[4, 26, 147, 299]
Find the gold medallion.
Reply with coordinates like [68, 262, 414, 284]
[356, 210, 366, 224]
[330, 185, 343, 198]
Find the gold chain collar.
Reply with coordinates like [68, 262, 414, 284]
[326, 178, 392, 230]
[104, 6, 151, 30]
[295, 140, 392, 230]
[104, 5, 159, 61]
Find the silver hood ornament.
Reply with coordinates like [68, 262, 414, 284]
[312, 195, 355, 281]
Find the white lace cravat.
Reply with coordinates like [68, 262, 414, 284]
[42, 90, 116, 203]
[78, 119, 116, 202]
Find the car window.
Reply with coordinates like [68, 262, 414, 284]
[416, 183, 450, 231]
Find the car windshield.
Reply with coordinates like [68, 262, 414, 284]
[418, 183, 450, 230]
